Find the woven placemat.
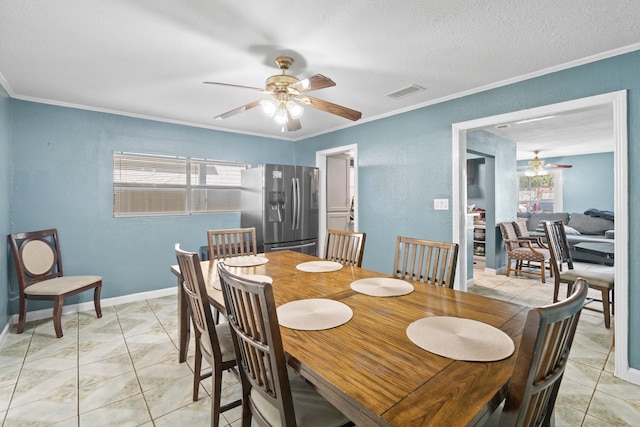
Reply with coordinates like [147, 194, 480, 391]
[406, 316, 515, 362]
[277, 299, 352, 330]
[350, 277, 414, 297]
[223, 256, 269, 267]
[296, 261, 344, 272]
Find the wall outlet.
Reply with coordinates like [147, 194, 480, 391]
[434, 199, 449, 210]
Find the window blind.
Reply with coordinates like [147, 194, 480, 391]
[113, 152, 246, 217]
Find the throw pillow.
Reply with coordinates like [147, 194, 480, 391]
[563, 225, 581, 235]
[512, 220, 529, 237]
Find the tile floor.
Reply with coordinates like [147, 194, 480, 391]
[0, 262, 638, 426]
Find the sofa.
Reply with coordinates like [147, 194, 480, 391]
[516, 211, 614, 265]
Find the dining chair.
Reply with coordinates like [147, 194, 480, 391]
[8, 228, 102, 338]
[498, 222, 551, 284]
[206, 227, 258, 323]
[217, 263, 352, 427]
[392, 236, 459, 288]
[174, 244, 241, 427]
[543, 220, 615, 328]
[323, 229, 366, 267]
[487, 278, 588, 426]
[207, 227, 257, 261]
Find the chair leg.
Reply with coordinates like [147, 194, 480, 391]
[193, 340, 202, 401]
[506, 260, 512, 277]
[94, 284, 103, 318]
[601, 288, 611, 329]
[53, 296, 64, 338]
[540, 264, 546, 283]
[553, 280, 560, 303]
[611, 286, 615, 315]
[211, 367, 223, 427]
[17, 296, 26, 334]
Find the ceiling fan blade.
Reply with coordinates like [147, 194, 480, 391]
[214, 100, 261, 120]
[204, 81, 268, 92]
[291, 74, 336, 93]
[285, 111, 302, 132]
[546, 164, 573, 168]
[300, 96, 362, 121]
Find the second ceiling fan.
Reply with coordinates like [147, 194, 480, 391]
[519, 150, 572, 176]
[204, 56, 362, 132]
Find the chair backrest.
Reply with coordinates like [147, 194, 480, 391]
[8, 228, 64, 291]
[217, 263, 296, 426]
[323, 229, 366, 267]
[207, 227, 257, 260]
[499, 279, 588, 427]
[392, 236, 459, 288]
[543, 220, 574, 275]
[498, 222, 522, 252]
[175, 244, 224, 365]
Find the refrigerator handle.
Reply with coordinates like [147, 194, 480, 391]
[291, 178, 298, 230]
[295, 177, 301, 230]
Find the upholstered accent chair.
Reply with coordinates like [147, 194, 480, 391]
[498, 222, 551, 283]
[8, 228, 102, 338]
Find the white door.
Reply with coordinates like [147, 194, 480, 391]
[326, 153, 351, 231]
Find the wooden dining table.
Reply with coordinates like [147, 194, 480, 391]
[170, 250, 529, 426]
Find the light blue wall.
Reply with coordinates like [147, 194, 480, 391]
[467, 130, 517, 270]
[296, 108, 456, 274]
[0, 85, 10, 328]
[9, 101, 296, 311]
[547, 152, 614, 213]
[466, 158, 484, 207]
[296, 50, 640, 368]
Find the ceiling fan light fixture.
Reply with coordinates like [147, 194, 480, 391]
[260, 99, 277, 117]
[274, 107, 289, 124]
[286, 100, 304, 119]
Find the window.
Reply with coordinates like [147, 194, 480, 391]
[517, 170, 563, 213]
[113, 152, 247, 217]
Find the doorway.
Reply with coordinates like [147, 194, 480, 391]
[452, 90, 630, 382]
[316, 144, 359, 256]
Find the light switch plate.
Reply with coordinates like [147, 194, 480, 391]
[434, 199, 449, 210]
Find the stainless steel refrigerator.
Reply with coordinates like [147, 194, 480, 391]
[241, 164, 319, 255]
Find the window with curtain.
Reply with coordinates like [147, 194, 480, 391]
[113, 152, 247, 217]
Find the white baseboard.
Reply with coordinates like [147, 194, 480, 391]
[1, 286, 178, 345]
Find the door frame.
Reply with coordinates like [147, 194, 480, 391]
[452, 90, 634, 383]
[316, 144, 358, 256]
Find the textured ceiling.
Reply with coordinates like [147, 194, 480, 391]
[1, 1, 639, 151]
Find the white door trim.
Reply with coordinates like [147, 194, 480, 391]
[316, 144, 358, 257]
[452, 90, 635, 384]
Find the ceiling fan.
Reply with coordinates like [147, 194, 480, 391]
[519, 150, 572, 175]
[204, 56, 362, 132]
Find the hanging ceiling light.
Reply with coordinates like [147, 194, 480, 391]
[286, 100, 304, 119]
[260, 99, 277, 117]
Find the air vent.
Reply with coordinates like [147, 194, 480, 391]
[385, 84, 425, 99]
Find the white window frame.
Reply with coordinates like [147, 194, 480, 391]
[517, 169, 563, 213]
[113, 151, 247, 217]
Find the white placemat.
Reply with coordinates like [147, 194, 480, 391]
[296, 261, 344, 272]
[277, 299, 353, 330]
[406, 316, 515, 362]
[223, 256, 269, 267]
[213, 274, 272, 291]
[350, 277, 414, 297]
